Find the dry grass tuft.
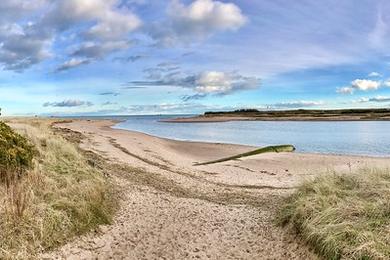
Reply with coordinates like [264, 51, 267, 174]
[0, 119, 116, 259]
[277, 168, 390, 260]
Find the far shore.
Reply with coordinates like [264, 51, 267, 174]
[161, 108, 390, 123]
[161, 116, 390, 123]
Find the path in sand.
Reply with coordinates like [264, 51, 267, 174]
[43, 120, 390, 260]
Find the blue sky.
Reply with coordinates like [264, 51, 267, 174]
[1, 0, 390, 115]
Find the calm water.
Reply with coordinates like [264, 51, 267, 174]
[109, 115, 390, 157]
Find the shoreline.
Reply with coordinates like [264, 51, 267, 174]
[111, 120, 390, 159]
[48, 118, 390, 259]
[55, 119, 390, 193]
[161, 115, 390, 123]
[61, 119, 390, 164]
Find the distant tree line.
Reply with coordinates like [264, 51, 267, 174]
[205, 109, 260, 115]
[204, 108, 390, 116]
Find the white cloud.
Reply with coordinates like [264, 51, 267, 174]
[93, 102, 237, 115]
[0, 0, 141, 71]
[356, 97, 369, 103]
[336, 87, 354, 94]
[271, 100, 325, 109]
[338, 79, 382, 94]
[72, 40, 133, 58]
[0, 1, 52, 71]
[102, 101, 118, 106]
[195, 71, 258, 94]
[351, 79, 381, 91]
[370, 96, 390, 102]
[45, 0, 141, 37]
[368, 72, 382, 77]
[357, 96, 390, 103]
[196, 71, 231, 93]
[150, 0, 247, 46]
[85, 8, 141, 40]
[0, 0, 48, 21]
[0, 32, 52, 71]
[170, 0, 247, 31]
[384, 79, 390, 87]
[43, 99, 94, 107]
[130, 68, 260, 96]
[55, 58, 90, 72]
[45, 0, 142, 59]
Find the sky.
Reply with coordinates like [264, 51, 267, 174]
[1, 0, 390, 116]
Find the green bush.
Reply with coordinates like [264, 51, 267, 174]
[0, 121, 34, 183]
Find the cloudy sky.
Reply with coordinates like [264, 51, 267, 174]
[1, 0, 390, 115]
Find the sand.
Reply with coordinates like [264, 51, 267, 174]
[43, 120, 390, 260]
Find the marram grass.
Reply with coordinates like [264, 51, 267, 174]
[277, 168, 390, 260]
[0, 119, 116, 259]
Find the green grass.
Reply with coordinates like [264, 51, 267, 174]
[0, 119, 116, 259]
[194, 144, 295, 166]
[277, 169, 390, 260]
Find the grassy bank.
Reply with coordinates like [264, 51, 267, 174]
[0, 119, 116, 259]
[278, 168, 390, 259]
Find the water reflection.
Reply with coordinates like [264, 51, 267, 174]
[112, 115, 390, 157]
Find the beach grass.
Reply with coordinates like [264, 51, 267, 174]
[194, 144, 295, 166]
[0, 119, 116, 259]
[277, 168, 390, 260]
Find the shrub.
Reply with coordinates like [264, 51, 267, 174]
[0, 122, 34, 184]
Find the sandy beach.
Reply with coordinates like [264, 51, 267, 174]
[46, 119, 390, 259]
[4, 1, 390, 258]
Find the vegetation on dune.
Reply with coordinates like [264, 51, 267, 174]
[277, 169, 390, 260]
[0, 122, 34, 185]
[0, 119, 116, 259]
[195, 145, 295, 165]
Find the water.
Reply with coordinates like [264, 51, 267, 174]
[109, 115, 390, 157]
